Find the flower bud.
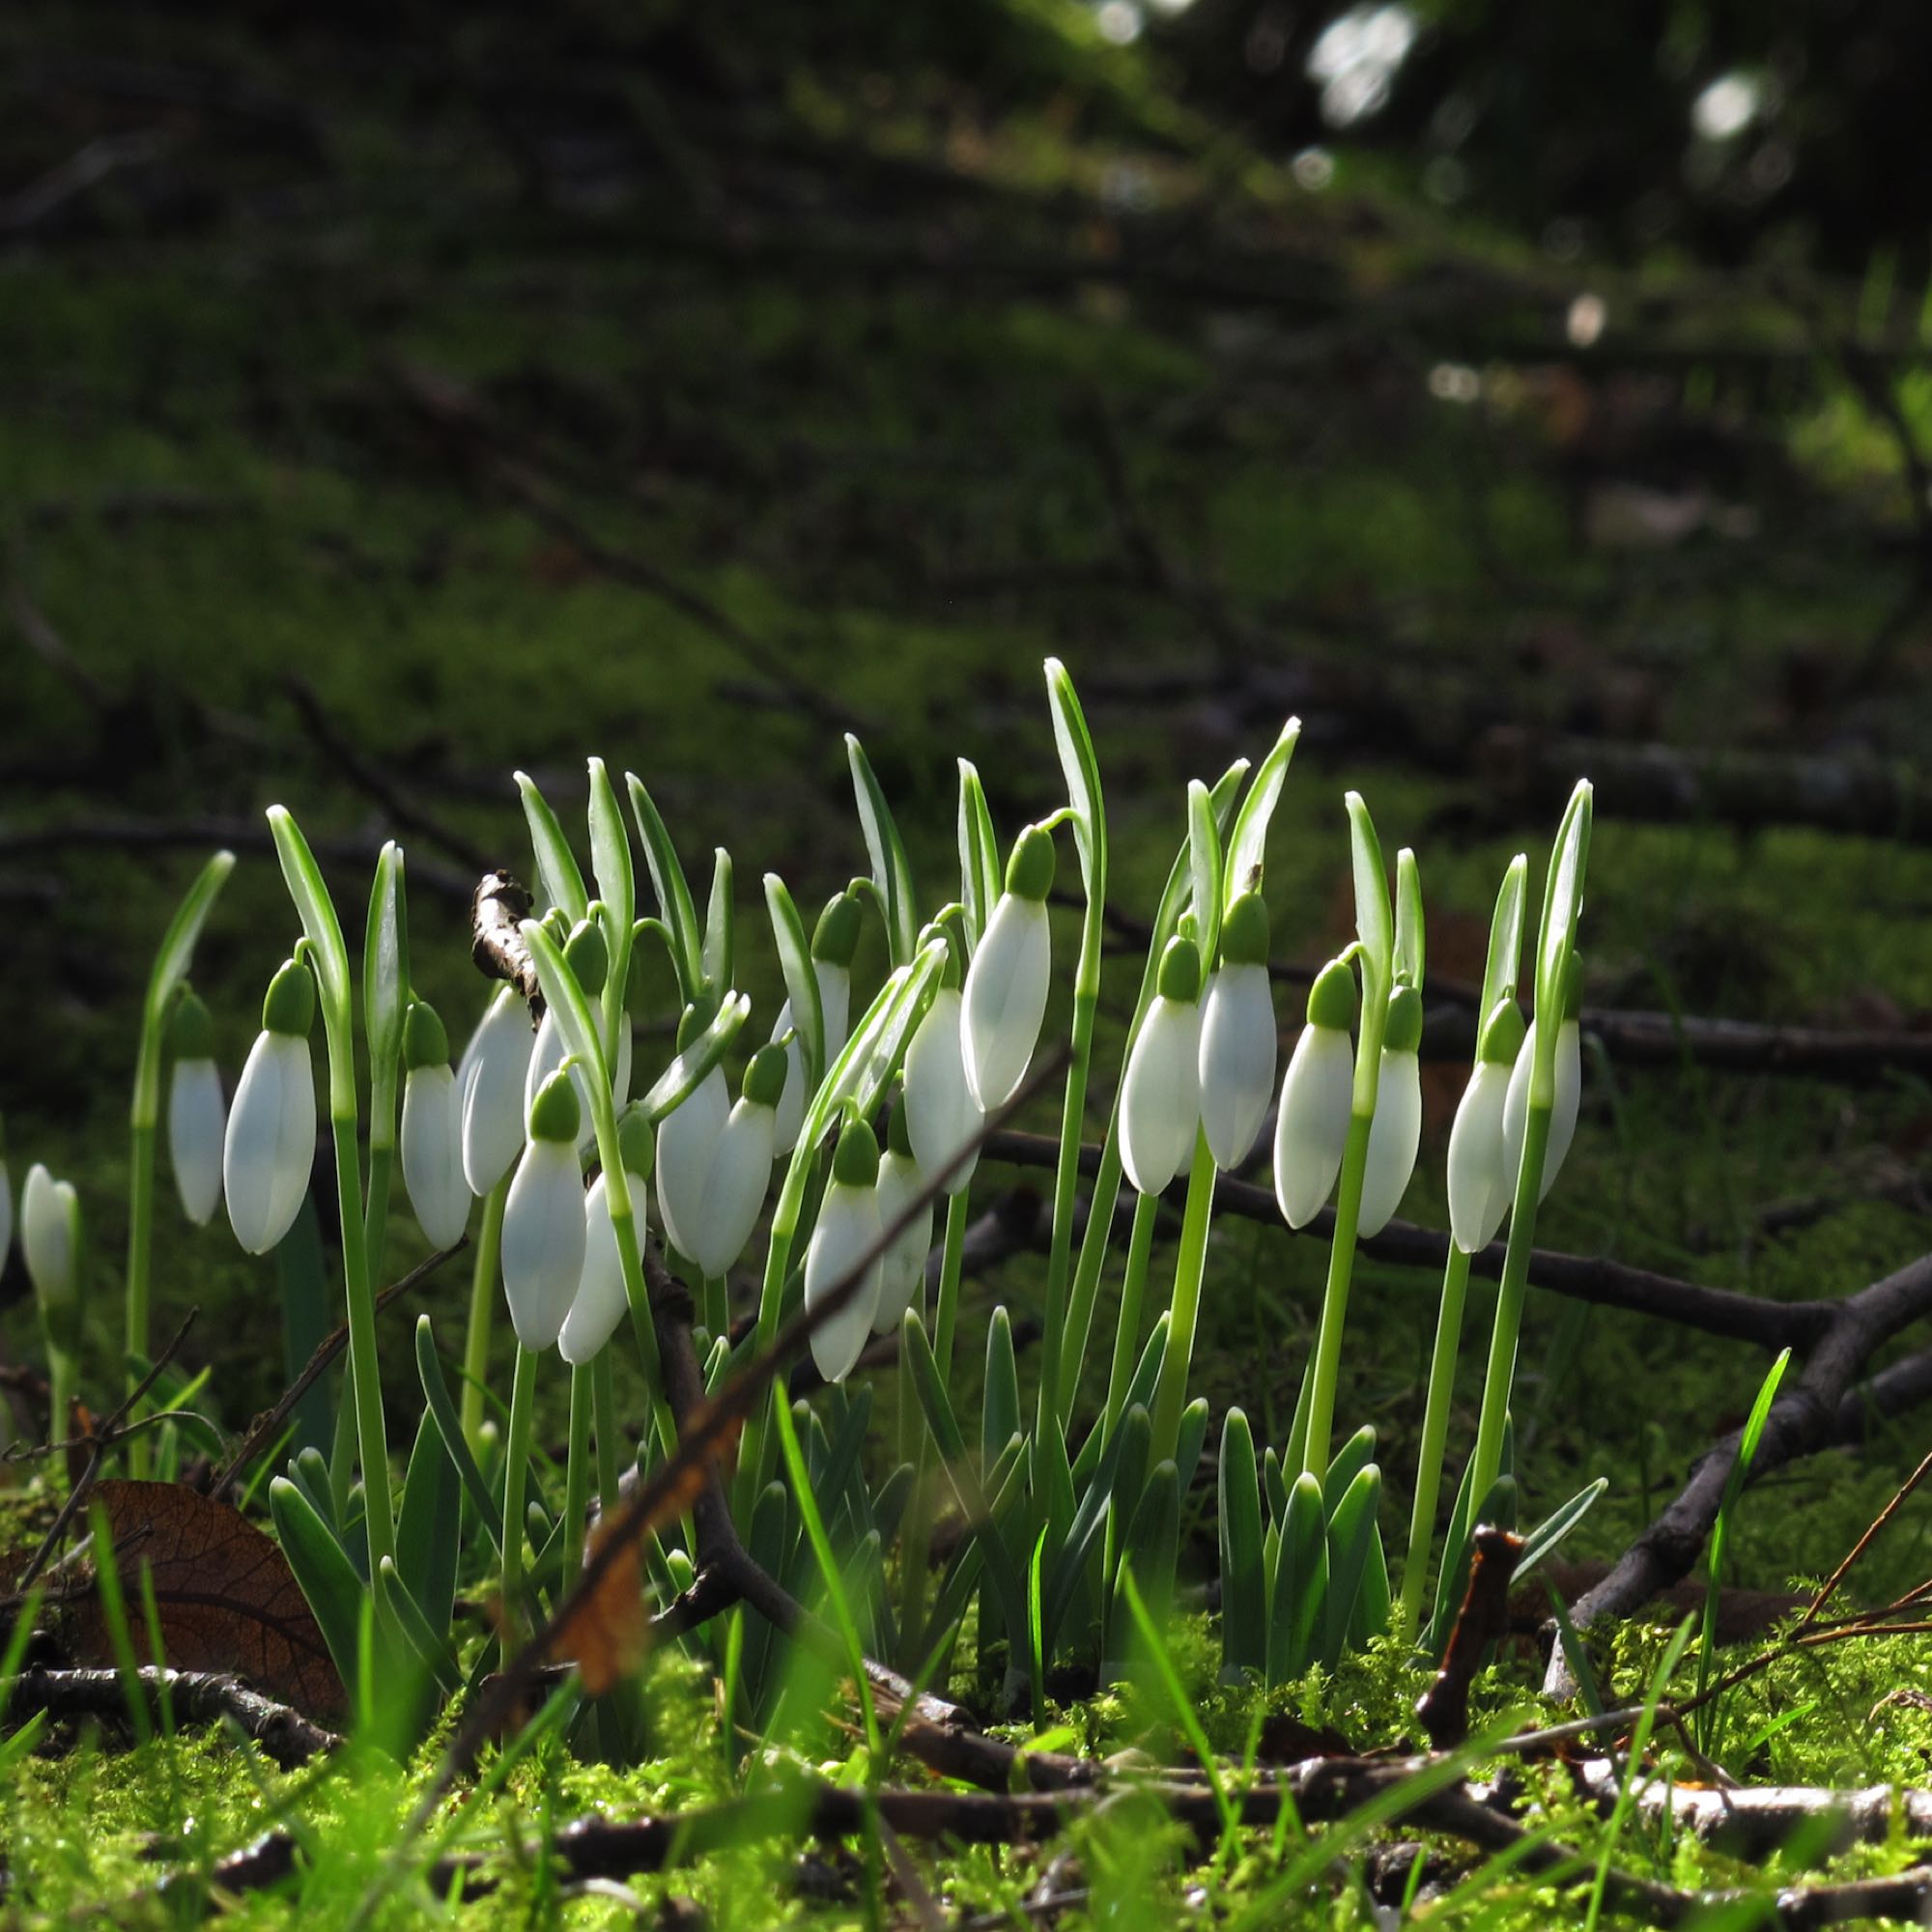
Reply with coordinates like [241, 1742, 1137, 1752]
[655, 1059, 730, 1266]
[1356, 986, 1423, 1237]
[901, 982, 984, 1194]
[22, 1162, 83, 1354]
[500, 1070, 587, 1350]
[1199, 893, 1275, 1172]
[224, 959, 318, 1255]
[460, 986, 535, 1196]
[559, 1165, 647, 1366]
[1121, 936, 1203, 1196]
[165, 989, 225, 1227]
[1271, 957, 1355, 1229]
[678, 1050, 781, 1280]
[1446, 999, 1523, 1253]
[400, 999, 469, 1250]
[870, 1104, 932, 1335]
[960, 826, 1054, 1111]
[805, 1119, 883, 1382]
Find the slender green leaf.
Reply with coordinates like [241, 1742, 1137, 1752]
[1321, 1463, 1382, 1665]
[702, 847, 735, 1000]
[1535, 780, 1594, 1023]
[625, 773, 704, 1002]
[266, 808, 351, 1029]
[270, 1475, 367, 1693]
[1345, 791, 1391, 1002]
[515, 771, 589, 925]
[521, 919, 612, 1088]
[134, 849, 236, 1124]
[846, 733, 919, 968]
[640, 991, 753, 1122]
[586, 757, 635, 953]
[956, 758, 1002, 952]
[375, 1557, 460, 1694]
[1515, 1477, 1608, 1586]
[364, 840, 409, 1151]
[1477, 854, 1530, 1017]
[1103, 1462, 1179, 1674]
[1043, 658, 1106, 898]
[413, 1316, 504, 1552]
[982, 1308, 1020, 1473]
[395, 1402, 461, 1644]
[1394, 847, 1423, 991]
[764, 871, 825, 1089]
[1218, 1407, 1266, 1681]
[1322, 1424, 1378, 1518]
[1223, 718, 1301, 905]
[1268, 1471, 1327, 1685]
[1186, 778, 1224, 969]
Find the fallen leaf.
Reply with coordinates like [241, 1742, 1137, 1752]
[547, 1515, 647, 1696]
[70, 1480, 345, 1716]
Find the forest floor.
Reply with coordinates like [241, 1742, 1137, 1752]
[6, 1, 1932, 1924]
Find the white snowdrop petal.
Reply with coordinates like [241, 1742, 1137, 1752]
[1446, 1059, 1512, 1253]
[402, 1064, 470, 1250]
[688, 1097, 775, 1279]
[167, 1058, 226, 1226]
[654, 1065, 729, 1263]
[224, 1032, 316, 1255]
[1272, 1025, 1353, 1229]
[870, 1150, 932, 1335]
[768, 1003, 807, 1157]
[21, 1164, 76, 1301]
[1501, 1018, 1580, 1206]
[804, 1179, 883, 1382]
[501, 1139, 587, 1350]
[1356, 1048, 1421, 1237]
[961, 895, 1051, 1110]
[1199, 963, 1276, 1172]
[560, 1169, 646, 1365]
[903, 987, 983, 1194]
[816, 961, 851, 1065]
[525, 1010, 600, 1154]
[1121, 995, 1202, 1196]
[462, 991, 535, 1196]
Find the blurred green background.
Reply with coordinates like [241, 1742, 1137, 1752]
[5, 0, 1932, 1588]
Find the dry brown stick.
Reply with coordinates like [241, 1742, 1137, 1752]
[981, 1126, 1833, 1350]
[1544, 1246, 1932, 1696]
[209, 1243, 466, 1504]
[1800, 1444, 1932, 1632]
[4, 1666, 341, 1770]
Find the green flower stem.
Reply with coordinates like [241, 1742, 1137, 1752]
[734, 1196, 804, 1520]
[1300, 1111, 1375, 1479]
[123, 1118, 157, 1478]
[591, 1347, 622, 1514]
[47, 1350, 75, 1460]
[1469, 1105, 1553, 1509]
[1399, 1243, 1472, 1631]
[500, 1341, 538, 1643]
[1101, 1188, 1160, 1439]
[563, 1362, 592, 1588]
[931, 1191, 971, 1379]
[461, 1180, 508, 1450]
[1035, 951, 1102, 1443]
[363, 1144, 393, 1288]
[1057, 1122, 1128, 1422]
[330, 1116, 395, 1574]
[607, 1185, 674, 1463]
[702, 1274, 728, 1348]
[1149, 1128, 1217, 1465]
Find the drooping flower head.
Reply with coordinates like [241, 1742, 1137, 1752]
[165, 987, 225, 1227]
[460, 984, 535, 1197]
[681, 1042, 785, 1281]
[1501, 952, 1584, 1205]
[961, 823, 1055, 1111]
[224, 956, 318, 1255]
[1199, 891, 1276, 1172]
[902, 947, 983, 1194]
[501, 1066, 587, 1351]
[1121, 934, 1204, 1196]
[1272, 954, 1356, 1229]
[871, 1099, 933, 1335]
[401, 998, 469, 1250]
[1446, 996, 1525, 1254]
[805, 1116, 884, 1382]
[1357, 982, 1423, 1237]
[561, 1106, 654, 1366]
[21, 1160, 83, 1356]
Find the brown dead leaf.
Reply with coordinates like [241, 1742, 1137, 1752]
[70, 1480, 345, 1716]
[548, 1515, 648, 1695]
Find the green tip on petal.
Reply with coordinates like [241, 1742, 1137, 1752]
[403, 998, 449, 1070]
[563, 915, 609, 996]
[1383, 984, 1424, 1054]
[744, 1042, 789, 1109]
[832, 1116, 881, 1188]
[1219, 890, 1269, 967]
[811, 893, 863, 967]
[1477, 996, 1525, 1065]
[675, 1001, 715, 1052]
[1305, 956, 1357, 1033]
[528, 1067, 582, 1144]
[1004, 824, 1056, 903]
[1155, 933, 1202, 1005]
[1562, 951, 1585, 1021]
[617, 1105, 655, 1180]
[168, 987, 215, 1061]
[262, 958, 316, 1038]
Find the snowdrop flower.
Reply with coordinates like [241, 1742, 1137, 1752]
[870, 1103, 932, 1335]
[961, 824, 1055, 1110]
[223, 958, 318, 1256]
[1357, 985, 1423, 1237]
[902, 962, 984, 1194]
[1501, 956, 1584, 1204]
[770, 894, 862, 1155]
[1446, 998, 1524, 1253]
[805, 1118, 884, 1382]
[0, 1116, 12, 1267]
[683, 1045, 785, 1280]
[165, 989, 225, 1226]
[523, 918, 610, 1156]
[1272, 956, 1356, 1229]
[655, 1005, 731, 1264]
[560, 1110, 654, 1366]
[21, 1162, 82, 1351]
[461, 985, 535, 1196]
[1199, 891, 1276, 1171]
[400, 999, 470, 1250]
[501, 1068, 587, 1350]
[1121, 935, 1204, 1196]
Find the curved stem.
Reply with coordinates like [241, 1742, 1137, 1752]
[591, 1347, 622, 1514]
[1300, 1112, 1374, 1479]
[563, 1362, 592, 1587]
[1057, 1122, 1128, 1423]
[362, 1145, 394, 1291]
[331, 1118, 394, 1572]
[932, 1192, 970, 1379]
[461, 1180, 507, 1450]
[123, 1120, 157, 1479]
[1149, 1129, 1217, 1466]
[1036, 976, 1100, 1444]
[1102, 1190, 1160, 1441]
[1470, 1106, 1554, 1509]
[702, 1274, 728, 1349]
[500, 1341, 538, 1643]
[1400, 1243, 1472, 1630]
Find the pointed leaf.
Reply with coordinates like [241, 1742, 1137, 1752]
[515, 771, 589, 925]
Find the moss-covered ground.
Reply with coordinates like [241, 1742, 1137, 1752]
[5, 0, 1932, 1921]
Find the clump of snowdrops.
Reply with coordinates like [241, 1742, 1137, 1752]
[4, 659, 1601, 1729]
